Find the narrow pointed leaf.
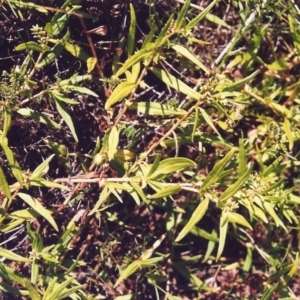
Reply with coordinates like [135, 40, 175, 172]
[228, 212, 253, 230]
[200, 147, 236, 192]
[172, 45, 210, 73]
[0, 165, 11, 199]
[216, 213, 228, 261]
[150, 67, 201, 100]
[150, 157, 196, 179]
[127, 4, 136, 57]
[128, 101, 187, 116]
[0, 248, 31, 262]
[186, 0, 216, 30]
[114, 261, 140, 288]
[0, 140, 23, 183]
[175, 0, 191, 30]
[30, 154, 55, 180]
[18, 193, 58, 231]
[116, 44, 155, 77]
[52, 97, 78, 142]
[175, 198, 209, 242]
[105, 82, 135, 109]
[148, 184, 181, 199]
[199, 108, 221, 137]
[218, 166, 252, 203]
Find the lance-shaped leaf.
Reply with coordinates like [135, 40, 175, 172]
[127, 4, 136, 57]
[218, 166, 252, 203]
[15, 41, 50, 52]
[108, 126, 119, 160]
[128, 101, 187, 116]
[263, 201, 287, 232]
[0, 139, 23, 184]
[18, 193, 58, 231]
[175, 198, 209, 242]
[30, 154, 55, 180]
[172, 44, 210, 73]
[238, 139, 247, 176]
[0, 248, 31, 262]
[116, 44, 156, 77]
[186, 0, 216, 30]
[175, 0, 190, 30]
[223, 70, 260, 92]
[150, 67, 201, 100]
[200, 147, 236, 192]
[17, 108, 60, 129]
[216, 212, 229, 261]
[228, 212, 253, 230]
[50, 94, 78, 142]
[199, 108, 221, 137]
[105, 82, 135, 109]
[149, 157, 196, 179]
[148, 184, 181, 199]
[0, 165, 11, 199]
[114, 260, 140, 288]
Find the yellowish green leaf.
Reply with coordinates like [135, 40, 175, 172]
[172, 44, 210, 73]
[128, 101, 187, 116]
[18, 193, 58, 231]
[148, 184, 181, 199]
[149, 67, 201, 100]
[175, 198, 209, 242]
[105, 82, 135, 109]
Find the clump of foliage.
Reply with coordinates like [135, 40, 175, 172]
[0, 0, 300, 299]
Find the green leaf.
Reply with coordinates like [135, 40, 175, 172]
[67, 85, 98, 97]
[23, 279, 41, 300]
[218, 166, 252, 203]
[49, 5, 80, 36]
[0, 139, 23, 184]
[130, 181, 148, 204]
[172, 44, 210, 73]
[288, 252, 299, 277]
[86, 56, 97, 73]
[263, 201, 287, 232]
[283, 118, 293, 151]
[88, 186, 110, 215]
[51, 96, 78, 142]
[190, 226, 219, 242]
[105, 82, 135, 109]
[30, 154, 55, 180]
[114, 260, 140, 288]
[116, 44, 156, 77]
[156, 13, 174, 45]
[64, 42, 89, 60]
[223, 70, 260, 92]
[148, 184, 181, 199]
[200, 147, 236, 192]
[199, 108, 222, 137]
[238, 139, 247, 176]
[149, 157, 196, 179]
[0, 165, 11, 199]
[205, 13, 230, 29]
[17, 108, 60, 129]
[227, 212, 253, 230]
[147, 154, 162, 178]
[14, 41, 49, 52]
[216, 212, 228, 261]
[0, 248, 31, 262]
[18, 193, 58, 231]
[108, 126, 119, 160]
[186, 1, 216, 30]
[128, 101, 187, 116]
[127, 3, 136, 57]
[175, 198, 209, 242]
[149, 67, 201, 100]
[175, 0, 190, 30]
[50, 90, 79, 104]
[43, 277, 74, 300]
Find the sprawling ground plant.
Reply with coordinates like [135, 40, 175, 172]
[0, 0, 299, 299]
